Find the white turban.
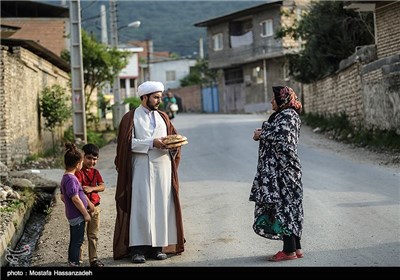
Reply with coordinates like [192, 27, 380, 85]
[137, 81, 164, 97]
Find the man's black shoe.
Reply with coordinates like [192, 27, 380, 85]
[132, 254, 146, 263]
[152, 251, 167, 260]
[151, 247, 167, 260]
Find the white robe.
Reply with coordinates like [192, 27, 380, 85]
[129, 105, 177, 247]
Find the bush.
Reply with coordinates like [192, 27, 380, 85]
[63, 125, 114, 149]
[124, 96, 165, 110]
[124, 97, 141, 110]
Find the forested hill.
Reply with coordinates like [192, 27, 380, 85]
[77, 0, 265, 57]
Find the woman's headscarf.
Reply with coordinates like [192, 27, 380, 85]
[272, 86, 302, 113]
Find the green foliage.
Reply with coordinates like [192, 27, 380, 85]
[61, 30, 130, 127]
[40, 85, 71, 131]
[0, 200, 23, 213]
[302, 113, 400, 151]
[124, 97, 142, 110]
[352, 128, 400, 150]
[39, 85, 71, 154]
[25, 148, 56, 162]
[180, 59, 217, 87]
[63, 125, 75, 143]
[276, 1, 374, 83]
[0, 188, 35, 214]
[63, 125, 111, 149]
[87, 130, 108, 148]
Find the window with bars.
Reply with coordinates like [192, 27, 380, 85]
[224, 67, 243, 85]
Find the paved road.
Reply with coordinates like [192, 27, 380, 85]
[31, 113, 400, 267]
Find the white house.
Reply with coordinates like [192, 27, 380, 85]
[149, 58, 196, 89]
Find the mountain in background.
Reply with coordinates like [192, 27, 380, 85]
[44, 0, 265, 57]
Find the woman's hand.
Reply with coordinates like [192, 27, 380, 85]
[253, 128, 261, 141]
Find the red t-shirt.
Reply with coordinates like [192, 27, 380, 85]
[75, 168, 104, 205]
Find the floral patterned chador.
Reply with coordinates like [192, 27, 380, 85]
[249, 108, 303, 240]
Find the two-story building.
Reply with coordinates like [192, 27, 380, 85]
[194, 0, 310, 113]
[129, 40, 196, 89]
[116, 44, 143, 99]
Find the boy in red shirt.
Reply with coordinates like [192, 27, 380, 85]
[75, 143, 106, 267]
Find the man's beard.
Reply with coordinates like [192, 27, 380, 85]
[146, 100, 159, 111]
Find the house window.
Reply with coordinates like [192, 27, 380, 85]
[260, 19, 273, 37]
[166, 70, 176, 81]
[224, 67, 243, 85]
[212, 33, 223, 51]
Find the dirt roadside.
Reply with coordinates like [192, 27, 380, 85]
[21, 124, 400, 267]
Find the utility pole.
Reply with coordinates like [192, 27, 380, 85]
[100, 5, 108, 45]
[69, 0, 87, 143]
[110, 0, 128, 129]
[199, 37, 204, 59]
[146, 39, 151, 80]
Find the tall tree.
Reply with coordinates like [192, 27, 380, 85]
[276, 1, 374, 83]
[62, 30, 129, 120]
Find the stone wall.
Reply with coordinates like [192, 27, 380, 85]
[361, 54, 400, 133]
[0, 45, 70, 167]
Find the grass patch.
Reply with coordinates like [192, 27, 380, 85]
[301, 112, 400, 152]
[0, 188, 36, 214]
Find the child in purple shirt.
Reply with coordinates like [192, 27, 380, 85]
[60, 143, 92, 266]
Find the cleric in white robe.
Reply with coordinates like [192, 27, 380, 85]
[113, 81, 185, 261]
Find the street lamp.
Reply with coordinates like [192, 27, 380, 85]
[126, 20, 141, 29]
[110, 0, 141, 129]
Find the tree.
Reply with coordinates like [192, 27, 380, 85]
[61, 30, 130, 125]
[180, 58, 217, 87]
[276, 1, 374, 83]
[39, 85, 71, 155]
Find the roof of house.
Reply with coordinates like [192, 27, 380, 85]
[194, 1, 283, 27]
[1, 38, 70, 72]
[1, 0, 69, 18]
[1, 24, 21, 38]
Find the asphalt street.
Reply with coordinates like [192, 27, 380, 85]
[31, 113, 400, 267]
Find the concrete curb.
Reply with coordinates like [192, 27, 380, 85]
[0, 198, 35, 267]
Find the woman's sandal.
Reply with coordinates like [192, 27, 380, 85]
[90, 259, 105, 267]
[268, 251, 298, 262]
[296, 251, 304, 258]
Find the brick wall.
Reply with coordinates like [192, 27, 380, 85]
[375, 2, 400, 59]
[304, 63, 365, 126]
[0, 45, 70, 167]
[304, 53, 400, 134]
[171, 85, 202, 113]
